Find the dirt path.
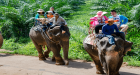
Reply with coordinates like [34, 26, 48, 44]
[0, 53, 140, 75]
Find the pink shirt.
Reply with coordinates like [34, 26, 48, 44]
[90, 16, 108, 28]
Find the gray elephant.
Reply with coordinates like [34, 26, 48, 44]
[83, 35, 133, 75]
[0, 31, 3, 48]
[29, 26, 70, 65]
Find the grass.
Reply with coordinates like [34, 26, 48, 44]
[1, 0, 140, 67]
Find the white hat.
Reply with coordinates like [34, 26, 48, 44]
[37, 9, 45, 12]
[47, 11, 53, 14]
[94, 11, 107, 17]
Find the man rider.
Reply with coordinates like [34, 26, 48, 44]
[102, 18, 125, 44]
[46, 13, 67, 35]
[109, 10, 128, 34]
[35, 9, 47, 26]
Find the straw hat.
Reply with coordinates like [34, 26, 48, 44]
[94, 11, 107, 17]
[37, 9, 45, 12]
[105, 18, 118, 23]
[108, 18, 114, 21]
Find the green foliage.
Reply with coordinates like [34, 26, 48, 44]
[128, 4, 140, 27]
[0, 0, 84, 39]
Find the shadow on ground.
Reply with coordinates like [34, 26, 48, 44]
[120, 72, 139, 75]
[43, 58, 93, 69]
[67, 60, 93, 69]
[0, 53, 12, 57]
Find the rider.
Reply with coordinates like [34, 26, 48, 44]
[47, 11, 54, 20]
[46, 11, 54, 26]
[109, 10, 128, 34]
[93, 11, 108, 34]
[50, 7, 55, 15]
[102, 18, 125, 44]
[46, 13, 67, 34]
[35, 9, 47, 26]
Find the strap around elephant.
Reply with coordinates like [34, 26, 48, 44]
[43, 31, 56, 43]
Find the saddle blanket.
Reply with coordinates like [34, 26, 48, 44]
[84, 34, 95, 45]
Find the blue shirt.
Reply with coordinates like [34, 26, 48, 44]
[35, 13, 47, 19]
[109, 15, 128, 27]
[102, 24, 119, 35]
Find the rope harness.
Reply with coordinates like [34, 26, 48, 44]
[32, 25, 57, 44]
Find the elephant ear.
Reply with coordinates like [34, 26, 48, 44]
[124, 41, 133, 54]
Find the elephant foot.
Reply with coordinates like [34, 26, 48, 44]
[64, 60, 69, 65]
[96, 65, 105, 74]
[44, 51, 50, 58]
[39, 57, 46, 61]
[44, 54, 49, 58]
[96, 70, 105, 74]
[52, 57, 56, 62]
[39, 55, 46, 61]
[115, 72, 120, 75]
[55, 57, 65, 65]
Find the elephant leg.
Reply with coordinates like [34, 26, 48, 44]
[55, 57, 65, 65]
[61, 41, 69, 65]
[37, 46, 46, 60]
[115, 57, 123, 75]
[51, 44, 65, 65]
[44, 46, 51, 58]
[32, 40, 46, 60]
[52, 45, 61, 62]
[52, 44, 61, 62]
[88, 51, 105, 74]
[52, 55, 55, 62]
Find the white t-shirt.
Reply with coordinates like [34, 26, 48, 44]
[113, 15, 120, 25]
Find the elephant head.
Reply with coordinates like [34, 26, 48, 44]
[46, 26, 70, 65]
[47, 26, 70, 42]
[96, 37, 133, 75]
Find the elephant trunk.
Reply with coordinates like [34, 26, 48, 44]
[105, 51, 119, 75]
[61, 41, 69, 65]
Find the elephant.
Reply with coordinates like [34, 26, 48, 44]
[29, 25, 70, 65]
[0, 31, 3, 48]
[83, 35, 133, 75]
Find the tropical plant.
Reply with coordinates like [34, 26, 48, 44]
[0, 0, 84, 39]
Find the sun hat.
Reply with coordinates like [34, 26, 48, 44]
[105, 18, 118, 23]
[37, 9, 45, 12]
[94, 11, 107, 17]
[47, 11, 53, 14]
